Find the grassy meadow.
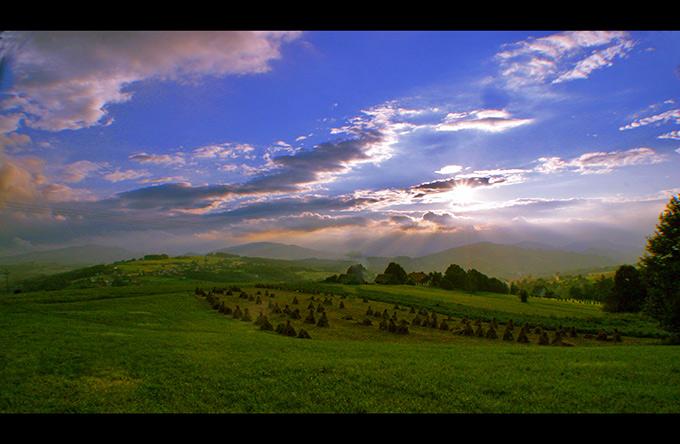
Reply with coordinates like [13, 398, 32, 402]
[1, 255, 679, 413]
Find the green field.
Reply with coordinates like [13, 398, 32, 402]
[1, 256, 678, 413]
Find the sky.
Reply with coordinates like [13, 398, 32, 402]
[0, 30, 679, 257]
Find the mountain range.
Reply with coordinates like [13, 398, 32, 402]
[0, 240, 640, 280]
[217, 241, 637, 279]
[0, 245, 140, 266]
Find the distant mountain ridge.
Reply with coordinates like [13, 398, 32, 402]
[215, 242, 342, 261]
[0, 245, 140, 266]
[363, 242, 621, 279]
[217, 241, 626, 279]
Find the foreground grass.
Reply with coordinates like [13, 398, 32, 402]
[1, 285, 679, 413]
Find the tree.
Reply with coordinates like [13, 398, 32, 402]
[444, 264, 467, 290]
[375, 262, 408, 285]
[604, 265, 646, 312]
[519, 289, 528, 303]
[408, 271, 428, 285]
[465, 269, 487, 293]
[427, 271, 443, 288]
[640, 194, 680, 340]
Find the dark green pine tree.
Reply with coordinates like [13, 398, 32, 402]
[640, 194, 680, 340]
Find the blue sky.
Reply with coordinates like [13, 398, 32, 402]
[0, 31, 679, 256]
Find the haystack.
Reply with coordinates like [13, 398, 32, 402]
[255, 311, 265, 326]
[259, 316, 273, 331]
[304, 310, 316, 324]
[486, 326, 498, 339]
[284, 320, 297, 337]
[317, 312, 329, 327]
[241, 308, 252, 322]
[297, 328, 311, 339]
[516, 326, 529, 343]
[551, 330, 563, 346]
[233, 305, 243, 319]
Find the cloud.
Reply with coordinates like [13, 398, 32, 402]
[412, 168, 527, 196]
[192, 143, 255, 160]
[435, 109, 533, 133]
[103, 168, 151, 182]
[0, 31, 302, 131]
[60, 160, 106, 183]
[658, 130, 680, 140]
[620, 108, 680, 131]
[434, 164, 463, 175]
[0, 132, 31, 150]
[0, 113, 23, 134]
[0, 153, 91, 208]
[497, 31, 635, 87]
[129, 152, 186, 166]
[552, 39, 636, 83]
[137, 176, 188, 185]
[535, 147, 666, 175]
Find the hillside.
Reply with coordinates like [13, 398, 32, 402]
[216, 242, 342, 261]
[0, 245, 140, 266]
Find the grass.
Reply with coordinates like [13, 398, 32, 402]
[2, 278, 679, 413]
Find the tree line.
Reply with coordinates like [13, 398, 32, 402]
[326, 261, 510, 294]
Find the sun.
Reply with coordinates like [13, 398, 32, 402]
[450, 185, 476, 204]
